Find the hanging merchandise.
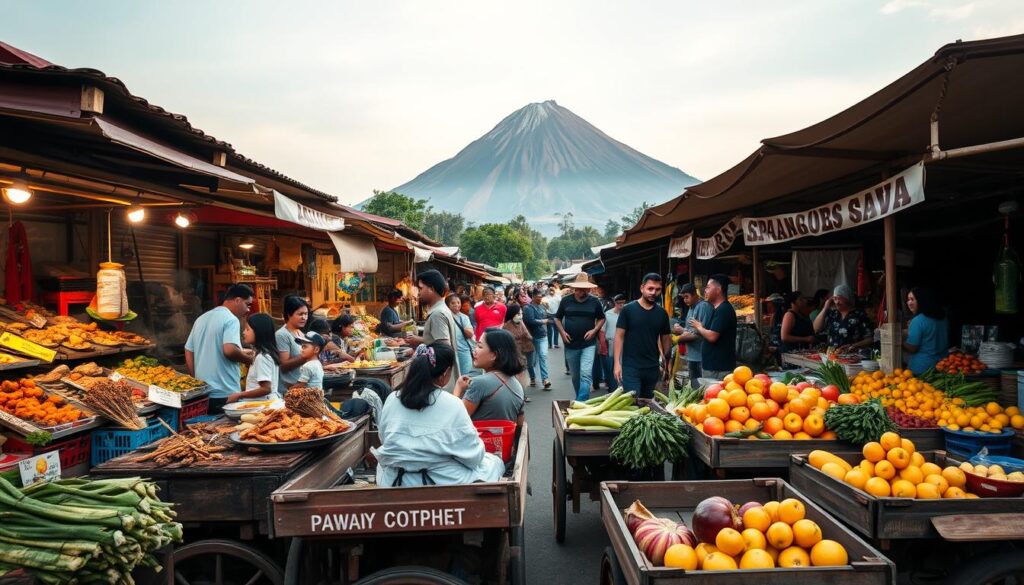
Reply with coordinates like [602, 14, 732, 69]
[4, 220, 33, 303]
[96, 262, 129, 319]
[338, 272, 364, 295]
[995, 202, 1019, 314]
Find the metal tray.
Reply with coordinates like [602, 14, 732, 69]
[229, 424, 358, 452]
[0, 356, 41, 371]
[116, 371, 211, 402]
[56, 376, 161, 415]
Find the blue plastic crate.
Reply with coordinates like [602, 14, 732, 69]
[184, 414, 219, 426]
[91, 409, 177, 466]
[943, 427, 1014, 459]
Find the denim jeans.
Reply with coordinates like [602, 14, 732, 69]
[687, 360, 703, 387]
[621, 366, 661, 399]
[529, 337, 549, 381]
[565, 345, 596, 401]
[547, 321, 559, 347]
[593, 352, 614, 390]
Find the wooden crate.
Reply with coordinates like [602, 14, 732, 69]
[789, 450, 1024, 540]
[601, 479, 895, 585]
[688, 422, 854, 470]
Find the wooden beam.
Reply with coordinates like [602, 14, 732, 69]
[752, 246, 762, 330]
[211, 151, 227, 167]
[80, 86, 104, 114]
[881, 215, 901, 371]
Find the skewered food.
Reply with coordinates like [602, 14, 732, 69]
[238, 409, 349, 443]
[78, 379, 147, 429]
[285, 386, 341, 420]
[134, 420, 230, 467]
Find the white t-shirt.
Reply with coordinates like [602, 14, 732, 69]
[298, 359, 325, 390]
[542, 295, 561, 315]
[244, 352, 280, 399]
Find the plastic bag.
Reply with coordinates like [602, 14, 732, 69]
[968, 447, 1024, 473]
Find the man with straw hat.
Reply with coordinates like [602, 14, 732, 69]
[554, 273, 606, 401]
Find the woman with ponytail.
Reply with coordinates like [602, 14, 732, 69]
[374, 343, 504, 486]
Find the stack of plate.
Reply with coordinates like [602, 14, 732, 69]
[860, 359, 880, 372]
[979, 342, 1015, 369]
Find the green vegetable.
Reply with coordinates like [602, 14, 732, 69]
[23, 431, 52, 447]
[919, 369, 998, 406]
[817, 360, 851, 393]
[656, 384, 703, 412]
[823, 398, 896, 445]
[610, 412, 691, 470]
[781, 372, 807, 385]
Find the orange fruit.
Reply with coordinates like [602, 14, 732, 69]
[942, 467, 967, 489]
[900, 437, 916, 455]
[742, 506, 772, 533]
[742, 528, 767, 551]
[777, 546, 811, 568]
[746, 393, 765, 409]
[725, 419, 744, 433]
[844, 468, 868, 490]
[944, 486, 967, 499]
[715, 528, 745, 557]
[765, 546, 781, 563]
[762, 416, 784, 435]
[916, 482, 940, 499]
[733, 366, 753, 386]
[820, 430, 838, 439]
[858, 459, 875, 477]
[788, 398, 811, 418]
[924, 474, 949, 495]
[769, 383, 789, 403]
[792, 519, 823, 548]
[745, 418, 762, 431]
[702, 551, 738, 571]
[920, 462, 942, 477]
[664, 544, 699, 570]
[783, 413, 804, 434]
[864, 477, 891, 497]
[910, 452, 926, 468]
[745, 378, 765, 395]
[766, 521, 794, 549]
[874, 460, 896, 480]
[726, 389, 747, 408]
[730, 406, 751, 423]
[862, 442, 885, 463]
[891, 479, 917, 498]
[793, 431, 813, 440]
[879, 431, 902, 452]
[703, 417, 725, 436]
[810, 540, 848, 566]
[838, 393, 860, 404]
[690, 404, 708, 423]
[773, 429, 794, 440]
[762, 501, 780, 523]
[803, 414, 825, 437]
[777, 498, 806, 524]
[886, 448, 911, 469]
[707, 398, 730, 420]
[821, 462, 848, 481]
[694, 543, 718, 564]
[898, 465, 924, 485]
[739, 548, 775, 569]
[751, 402, 773, 422]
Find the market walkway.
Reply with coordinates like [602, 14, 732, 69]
[522, 345, 609, 584]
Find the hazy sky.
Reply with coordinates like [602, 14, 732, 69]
[6, 1, 1021, 205]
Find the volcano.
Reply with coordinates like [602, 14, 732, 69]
[392, 100, 697, 232]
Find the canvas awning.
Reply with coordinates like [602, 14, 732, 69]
[328, 232, 379, 273]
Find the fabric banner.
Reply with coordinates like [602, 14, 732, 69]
[274, 191, 346, 232]
[742, 162, 925, 246]
[696, 216, 743, 259]
[667, 233, 692, 258]
[328, 232, 378, 273]
[791, 249, 860, 297]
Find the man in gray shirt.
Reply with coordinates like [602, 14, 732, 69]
[673, 283, 713, 385]
[408, 269, 460, 390]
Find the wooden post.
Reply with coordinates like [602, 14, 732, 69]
[752, 246, 762, 330]
[881, 215, 901, 371]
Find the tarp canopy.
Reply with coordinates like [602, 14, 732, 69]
[328, 232, 379, 273]
[622, 33, 1024, 247]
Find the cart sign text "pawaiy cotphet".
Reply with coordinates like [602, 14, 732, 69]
[309, 507, 467, 533]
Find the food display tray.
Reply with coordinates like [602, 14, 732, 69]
[229, 424, 359, 452]
[56, 374, 162, 415]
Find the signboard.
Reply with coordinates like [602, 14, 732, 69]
[667, 233, 693, 258]
[274, 191, 346, 232]
[309, 506, 468, 534]
[696, 216, 743, 259]
[0, 332, 56, 362]
[742, 163, 925, 246]
[496, 262, 523, 276]
[19, 452, 60, 486]
[147, 385, 182, 408]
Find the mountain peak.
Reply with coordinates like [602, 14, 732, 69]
[394, 101, 698, 233]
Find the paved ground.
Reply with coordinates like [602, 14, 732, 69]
[522, 344, 612, 585]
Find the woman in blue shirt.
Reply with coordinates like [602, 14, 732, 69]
[447, 294, 477, 376]
[903, 286, 949, 375]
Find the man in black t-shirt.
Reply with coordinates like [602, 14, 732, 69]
[555, 273, 606, 401]
[614, 273, 672, 399]
[689, 273, 737, 379]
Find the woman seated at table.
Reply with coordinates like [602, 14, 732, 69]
[374, 343, 504, 487]
[453, 328, 525, 426]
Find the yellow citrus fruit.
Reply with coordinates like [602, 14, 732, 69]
[726, 390, 748, 408]
[864, 477, 891, 497]
[715, 528, 746, 557]
[874, 460, 897, 480]
[898, 465, 924, 485]
[766, 522, 794, 549]
[702, 551, 738, 571]
[924, 474, 949, 495]
[944, 486, 967, 499]
[886, 447, 911, 469]
[920, 462, 942, 477]
[862, 442, 885, 463]
[844, 468, 868, 490]
[725, 419, 745, 433]
[910, 452, 926, 468]
[707, 398, 730, 419]
[900, 437, 916, 455]
[821, 462, 848, 481]
[916, 482, 941, 499]
[769, 383, 789, 403]
[742, 507, 772, 533]
[762, 501, 780, 523]
[810, 540, 848, 566]
[742, 528, 768, 551]
[773, 429, 794, 440]
[879, 432, 902, 452]
[858, 459, 875, 477]
[664, 544, 699, 570]
[777, 499, 806, 524]
[694, 543, 718, 564]
[777, 546, 811, 568]
[891, 479, 917, 498]
[739, 548, 776, 569]
[733, 366, 753, 385]
[942, 467, 967, 489]
[792, 519, 823, 548]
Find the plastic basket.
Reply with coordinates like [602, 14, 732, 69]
[943, 427, 1014, 459]
[178, 397, 210, 430]
[183, 414, 219, 426]
[474, 420, 517, 462]
[91, 410, 175, 466]
[5, 432, 91, 469]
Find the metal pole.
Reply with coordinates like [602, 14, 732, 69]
[752, 246, 762, 331]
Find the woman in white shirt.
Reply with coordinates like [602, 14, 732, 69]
[229, 313, 280, 403]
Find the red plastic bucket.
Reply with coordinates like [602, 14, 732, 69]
[474, 420, 517, 462]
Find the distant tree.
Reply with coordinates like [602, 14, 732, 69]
[422, 210, 465, 246]
[363, 190, 429, 231]
[507, 215, 551, 279]
[556, 212, 575, 237]
[547, 225, 601, 262]
[603, 219, 622, 242]
[620, 201, 653, 230]
[459, 223, 533, 268]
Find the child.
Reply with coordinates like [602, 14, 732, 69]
[294, 332, 326, 390]
[229, 313, 280, 403]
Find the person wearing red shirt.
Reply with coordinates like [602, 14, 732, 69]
[473, 286, 507, 340]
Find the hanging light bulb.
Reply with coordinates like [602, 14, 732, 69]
[126, 205, 146, 223]
[238, 239, 255, 250]
[174, 212, 191, 228]
[3, 179, 32, 204]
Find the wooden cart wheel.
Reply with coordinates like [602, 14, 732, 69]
[944, 550, 1024, 585]
[599, 546, 626, 585]
[173, 538, 284, 585]
[552, 438, 567, 543]
[353, 567, 470, 585]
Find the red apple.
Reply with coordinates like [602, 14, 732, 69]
[754, 374, 772, 385]
[821, 385, 840, 402]
[704, 384, 724, 401]
[796, 382, 811, 391]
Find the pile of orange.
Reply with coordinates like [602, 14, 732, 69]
[808, 432, 978, 499]
[850, 369, 1024, 433]
[663, 498, 849, 570]
[680, 365, 858, 440]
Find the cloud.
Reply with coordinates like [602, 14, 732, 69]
[930, 2, 976, 20]
[880, 0, 928, 14]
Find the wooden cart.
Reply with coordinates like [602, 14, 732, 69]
[355, 360, 410, 391]
[270, 422, 529, 585]
[790, 449, 1024, 584]
[599, 479, 896, 585]
[90, 416, 370, 585]
[551, 399, 667, 543]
